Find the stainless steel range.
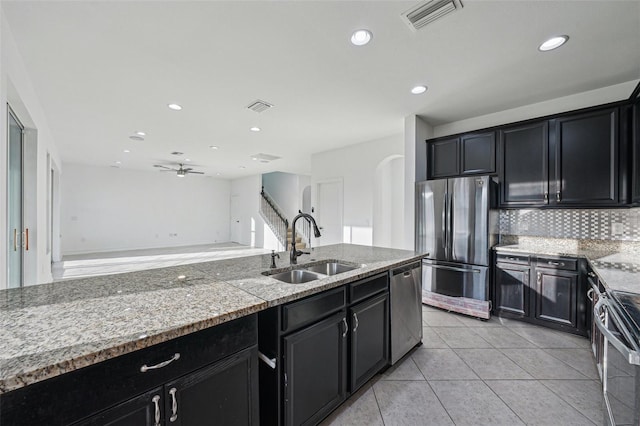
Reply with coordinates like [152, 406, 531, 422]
[594, 291, 640, 425]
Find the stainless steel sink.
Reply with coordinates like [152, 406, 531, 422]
[268, 269, 325, 284]
[305, 262, 359, 276]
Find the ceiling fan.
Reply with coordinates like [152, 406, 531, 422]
[153, 163, 204, 177]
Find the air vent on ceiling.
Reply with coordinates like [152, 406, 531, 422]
[250, 153, 281, 163]
[247, 99, 274, 113]
[401, 0, 462, 31]
[171, 151, 184, 156]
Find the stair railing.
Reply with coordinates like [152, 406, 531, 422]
[259, 187, 289, 249]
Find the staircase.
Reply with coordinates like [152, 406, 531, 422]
[259, 187, 310, 251]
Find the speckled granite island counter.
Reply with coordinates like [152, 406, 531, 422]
[0, 243, 423, 396]
[494, 236, 640, 293]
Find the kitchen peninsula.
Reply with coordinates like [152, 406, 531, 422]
[0, 244, 424, 425]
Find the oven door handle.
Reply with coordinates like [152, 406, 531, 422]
[594, 298, 640, 366]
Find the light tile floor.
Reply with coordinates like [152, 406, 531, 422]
[52, 242, 271, 280]
[322, 305, 604, 426]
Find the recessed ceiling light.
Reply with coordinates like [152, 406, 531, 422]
[351, 29, 372, 46]
[252, 157, 258, 161]
[185, 158, 191, 162]
[168, 103, 183, 111]
[250, 127, 261, 132]
[135, 131, 146, 136]
[411, 85, 428, 95]
[115, 161, 121, 165]
[123, 149, 130, 153]
[216, 172, 221, 176]
[538, 35, 569, 51]
[209, 145, 219, 150]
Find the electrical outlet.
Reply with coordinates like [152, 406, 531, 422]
[611, 222, 624, 235]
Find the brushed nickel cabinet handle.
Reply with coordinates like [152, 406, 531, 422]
[169, 387, 178, 422]
[25, 228, 29, 251]
[556, 191, 561, 202]
[547, 261, 564, 267]
[140, 353, 180, 373]
[152, 395, 161, 426]
[342, 317, 348, 338]
[587, 288, 594, 302]
[353, 312, 359, 333]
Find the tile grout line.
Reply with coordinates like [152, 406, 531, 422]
[370, 382, 387, 426]
[537, 379, 601, 425]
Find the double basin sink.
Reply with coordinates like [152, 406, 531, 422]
[262, 260, 360, 284]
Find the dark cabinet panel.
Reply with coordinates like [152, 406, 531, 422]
[633, 102, 640, 204]
[460, 132, 496, 175]
[283, 311, 347, 426]
[164, 346, 258, 426]
[551, 108, 619, 205]
[429, 138, 459, 178]
[533, 269, 578, 328]
[76, 387, 164, 426]
[350, 293, 389, 392]
[499, 122, 549, 206]
[494, 262, 530, 317]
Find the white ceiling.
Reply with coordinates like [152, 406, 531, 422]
[3, 0, 640, 179]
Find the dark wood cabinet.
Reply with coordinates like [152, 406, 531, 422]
[633, 101, 640, 204]
[77, 387, 164, 426]
[428, 138, 459, 178]
[533, 268, 578, 328]
[551, 108, 619, 205]
[492, 252, 587, 336]
[460, 132, 496, 175]
[2, 315, 259, 426]
[499, 121, 549, 206]
[349, 292, 389, 392]
[258, 274, 391, 426]
[427, 133, 496, 179]
[283, 311, 347, 426]
[164, 347, 258, 426]
[494, 261, 530, 318]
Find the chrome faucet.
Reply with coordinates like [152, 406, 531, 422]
[290, 211, 322, 265]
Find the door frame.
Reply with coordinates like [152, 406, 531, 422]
[314, 178, 344, 246]
[6, 105, 25, 288]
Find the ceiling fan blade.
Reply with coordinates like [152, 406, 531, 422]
[182, 167, 193, 172]
[187, 171, 204, 174]
[160, 169, 176, 172]
[154, 165, 174, 170]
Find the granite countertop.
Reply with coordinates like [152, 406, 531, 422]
[494, 237, 640, 293]
[0, 244, 424, 394]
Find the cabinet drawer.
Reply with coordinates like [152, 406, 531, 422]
[0, 315, 257, 426]
[349, 273, 388, 304]
[536, 257, 577, 271]
[496, 253, 530, 265]
[282, 286, 346, 334]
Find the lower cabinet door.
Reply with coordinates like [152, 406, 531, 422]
[74, 387, 164, 426]
[283, 311, 347, 426]
[534, 269, 578, 328]
[163, 346, 259, 426]
[350, 293, 389, 392]
[494, 263, 530, 317]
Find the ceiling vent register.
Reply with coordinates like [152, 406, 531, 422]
[402, 0, 462, 31]
[251, 153, 281, 163]
[247, 100, 274, 113]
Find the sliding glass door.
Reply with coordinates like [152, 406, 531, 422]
[8, 109, 24, 288]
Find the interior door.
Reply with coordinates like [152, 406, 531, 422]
[8, 110, 24, 288]
[316, 180, 343, 246]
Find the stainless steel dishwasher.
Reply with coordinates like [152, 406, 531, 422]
[390, 262, 423, 364]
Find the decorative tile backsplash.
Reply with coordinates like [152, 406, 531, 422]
[499, 208, 640, 241]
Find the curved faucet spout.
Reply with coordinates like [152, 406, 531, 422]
[290, 212, 321, 264]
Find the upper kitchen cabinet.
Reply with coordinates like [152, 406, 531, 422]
[499, 121, 549, 206]
[550, 107, 620, 206]
[428, 138, 459, 178]
[427, 132, 496, 179]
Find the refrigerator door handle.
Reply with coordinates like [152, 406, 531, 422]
[449, 191, 455, 261]
[428, 264, 482, 274]
[442, 191, 447, 251]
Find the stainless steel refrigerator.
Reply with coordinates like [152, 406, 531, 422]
[415, 176, 497, 319]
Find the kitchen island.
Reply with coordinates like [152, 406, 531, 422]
[0, 244, 424, 425]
